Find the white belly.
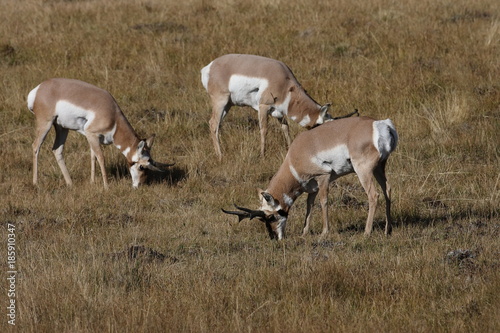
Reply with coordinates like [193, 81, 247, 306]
[55, 100, 116, 144]
[228, 75, 269, 110]
[311, 144, 353, 176]
[55, 100, 94, 133]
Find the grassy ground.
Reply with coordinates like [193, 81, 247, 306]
[1, 0, 499, 332]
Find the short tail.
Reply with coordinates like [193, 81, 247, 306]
[373, 119, 398, 160]
[27, 84, 40, 113]
[200, 61, 212, 91]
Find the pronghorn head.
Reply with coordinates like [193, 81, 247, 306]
[129, 135, 174, 188]
[222, 192, 288, 240]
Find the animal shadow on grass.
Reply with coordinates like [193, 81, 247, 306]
[337, 202, 495, 235]
[108, 163, 188, 186]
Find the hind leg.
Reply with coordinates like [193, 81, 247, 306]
[354, 162, 379, 236]
[373, 161, 392, 235]
[208, 94, 232, 160]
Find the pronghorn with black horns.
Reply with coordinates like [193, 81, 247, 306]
[201, 54, 336, 160]
[27, 78, 173, 188]
[223, 115, 398, 239]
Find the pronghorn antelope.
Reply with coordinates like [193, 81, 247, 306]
[27, 78, 172, 188]
[223, 116, 398, 240]
[201, 54, 333, 160]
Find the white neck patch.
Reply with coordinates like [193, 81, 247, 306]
[283, 193, 294, 207]
[299, 114, 311, 127]
[122, 147, 131, 158]
[271, 92, 291, 118]
[289, 163, 303, 183]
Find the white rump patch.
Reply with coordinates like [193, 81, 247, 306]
[373, 119, 398, 160]
[312, 144, 353, 175]
[27, 84, 40, 112]
[228, 75, 269, 110]
[200, 61, 212, 91]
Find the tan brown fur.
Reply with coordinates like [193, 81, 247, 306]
[226, 116, 398, 239]
[28, 78, 167, 188]
[201, 54, 331, 160]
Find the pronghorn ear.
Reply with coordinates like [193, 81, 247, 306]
[261, 192, 279, 209]
[146, 134, 156, 148]
[137, 140, 145, 151]
[257, 188, 265, 199]
[320, 103, 331, 116]
[319, 103, 332, 122]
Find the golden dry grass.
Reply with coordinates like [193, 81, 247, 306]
[1, 0, 499, 332]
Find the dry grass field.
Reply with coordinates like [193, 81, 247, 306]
[1, 0, 499, 331]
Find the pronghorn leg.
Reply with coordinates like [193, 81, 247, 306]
[208, 95, 231, 161]
[258, 104, 269, 157]
[355, 164, 379, 236]
[373, 160, 392, 235]
[302, 191, 318, 236]
[317, 175, 331, 236]
[32, 118, 54, 185]
[90, 148, 96, 183]
[52, 124, 72, 186]
[86, 135, 108, 189]
[279, 117, 292, 147]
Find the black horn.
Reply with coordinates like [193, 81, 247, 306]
[146, 160, 175, 172]
[333, 109, 359, 120]
[222, 205, 267, 222]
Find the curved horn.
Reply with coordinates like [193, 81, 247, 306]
[145, 160, 175, 172]
[332, 109, 359, 120]
[144, 163, 164, 172]
[222, 205, 267, 222]
[234, 205, 267, 220]
[221, 208, 250, 222]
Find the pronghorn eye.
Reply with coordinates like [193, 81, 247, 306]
[139, 165, 145, 171]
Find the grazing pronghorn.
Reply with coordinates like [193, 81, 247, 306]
[201, 54, 333, 160]
[223, 116, 398, 240]
[27, 78, 172, 188]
